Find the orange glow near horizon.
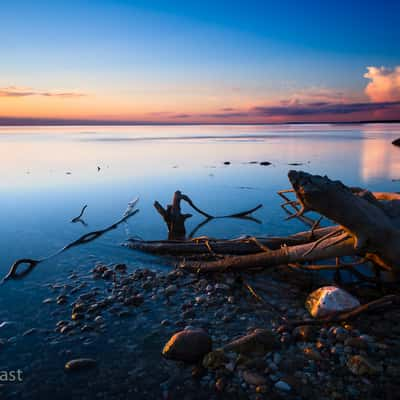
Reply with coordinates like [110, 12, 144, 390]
[1, 84, 400, 124]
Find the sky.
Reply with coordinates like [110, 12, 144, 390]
[1, 0, 400, 124]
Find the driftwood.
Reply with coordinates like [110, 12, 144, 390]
[1, 198, 140, 283]
[288, 171, 400, 274]
[179, 171, 400, 277]
[181, 232, 355, 272]
[286, 294, 400, 328]
[125, 226, 337, 255]
[154, 190, 262, 240]
[71, 204, 88, 224]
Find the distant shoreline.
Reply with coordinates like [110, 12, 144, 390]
[0, 119, 400, 127]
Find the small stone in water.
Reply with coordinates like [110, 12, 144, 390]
[65, 358, 97, 372]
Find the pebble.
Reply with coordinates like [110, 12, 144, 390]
[65, 358, 97, 372]
[243, 371, 267, 386]
[274, 380, 291, 392]
[195, 295, 207, 304]
[165, 284, 178, 295]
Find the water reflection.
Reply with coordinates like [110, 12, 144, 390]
[360, 132, 400, 182]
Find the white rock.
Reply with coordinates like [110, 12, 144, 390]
[274, 380, 291, 392]
[215, 283, 230, 291]
[305, 286, 360, 318]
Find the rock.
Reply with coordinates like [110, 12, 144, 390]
[243, 371, 267, 386]
[22, 328, 37, 336]
[57, 295, 68, 305]
[124, 294, 144, 306]
[303, 347, 322, 361]
[114, 263, 127, 273]
[0, 321, 14, 329]
[102, 269, 114, 280]
[202, 349, 227, 370]
[42, 298, 54, 304]
[165, 284, 178, 295]
[195, 295, 207, 304]
[274, 380, 291, 392]
[392, 138, 400, 147]
[292, 325, 319, 342]
[305, 286, 360, 318]
[215, 377, 226, 392]
[214, 283, 229, 291]
[162, 329, 212, 363]
[71, 313, 84, 321]
[223, 329, 277, 355]
[344, 337, 368, 350]
[65, 358, 97, 372]
[182, 309, 195, 319]
[347, 355, 378, 376]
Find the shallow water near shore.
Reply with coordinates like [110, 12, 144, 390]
[1, 123, 400, 399]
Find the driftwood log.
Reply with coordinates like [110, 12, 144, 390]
[125, 226, 337, 255]
[288, 171, 400, 274]
[177, 171, 400, 277]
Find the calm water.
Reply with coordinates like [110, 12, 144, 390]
[0, 123, 400, 398]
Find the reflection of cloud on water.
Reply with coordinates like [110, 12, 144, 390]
[360, 136, 400, 182]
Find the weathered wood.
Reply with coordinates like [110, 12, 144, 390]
[288, 171, 400, 274]
[154, 190, 262, 240]
[181, 172, 400, 275]
[154, 191, 192, 240]
[125, 226, 337, 255]
[287, 295, 400, 327]
[181, 233, 356, 272]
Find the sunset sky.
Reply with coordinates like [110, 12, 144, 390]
[1, 0, 400, 124]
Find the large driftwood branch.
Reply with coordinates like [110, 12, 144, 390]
[181, 171, 400, 275]
[181, 232, 355, 272]
[288, 171, 400, 274]
[125, 226, 338, 255]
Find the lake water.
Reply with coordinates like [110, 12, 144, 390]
[0, 123, 400, 398]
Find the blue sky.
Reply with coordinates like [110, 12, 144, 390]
[1, 0, 400, 123]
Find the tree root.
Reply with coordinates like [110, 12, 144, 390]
[154, 190, 262, 240]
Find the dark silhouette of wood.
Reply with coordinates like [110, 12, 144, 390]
[153, 190, 262, 240]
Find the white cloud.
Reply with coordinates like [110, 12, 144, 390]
[364, 66, 400, 102]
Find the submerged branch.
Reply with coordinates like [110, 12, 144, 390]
[2, 200, 139, 283]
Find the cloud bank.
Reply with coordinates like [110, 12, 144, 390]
[0, 86, 86, 98]
[364, 66, 400, 102]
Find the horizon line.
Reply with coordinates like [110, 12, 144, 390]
[1, 119, 400, 127]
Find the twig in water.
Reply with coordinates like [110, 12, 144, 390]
[71, 204, 88, 223]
